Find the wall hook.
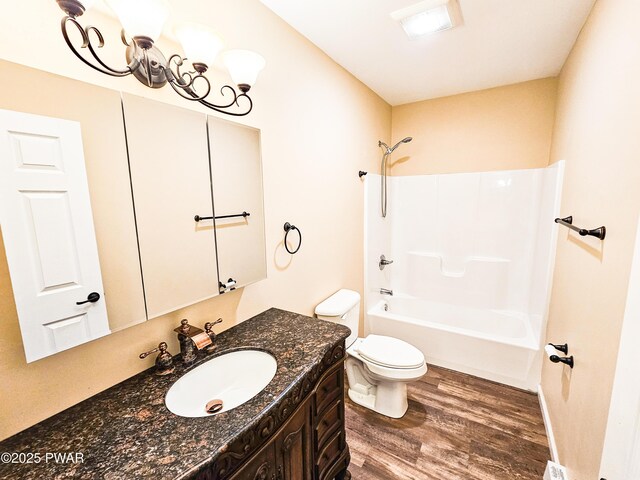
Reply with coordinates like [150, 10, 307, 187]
[359, 171, 367, 178]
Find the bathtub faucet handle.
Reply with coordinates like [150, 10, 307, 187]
[379, 255, 394, 270]
[380, 288, 393, 296]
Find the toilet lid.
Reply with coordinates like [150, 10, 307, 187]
[357, 335, 425, 369]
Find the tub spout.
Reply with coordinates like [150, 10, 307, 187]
[380, 288, 393, 296]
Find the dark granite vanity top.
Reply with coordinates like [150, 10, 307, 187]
[0, 308, 350, 480]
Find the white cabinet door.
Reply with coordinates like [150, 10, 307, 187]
[208, 116, 266, 290]
[0, 109, 109, 362]
[122, 94, 218, 319]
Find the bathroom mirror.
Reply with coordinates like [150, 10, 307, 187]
[0, 60, 267, 360]
[122, 93, 220, 320]
[122, 95, 268, 316]
[208, 116, 267, 291]
[0, 60, 147, 335]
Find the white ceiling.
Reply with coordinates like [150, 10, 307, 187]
[259, 0, 596, 105]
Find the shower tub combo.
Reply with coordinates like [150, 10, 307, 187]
[364, 163, 564, 391]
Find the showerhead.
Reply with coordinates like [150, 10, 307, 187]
[386, 136, 413, 154]
[378, 136, 412, 218]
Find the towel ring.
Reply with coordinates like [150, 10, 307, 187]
[284, 222, 302, 254]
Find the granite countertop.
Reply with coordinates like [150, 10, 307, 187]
[0, 308, 350, 480]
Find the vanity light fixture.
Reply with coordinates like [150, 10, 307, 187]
[55, 0, 265, 116]
[391, 0, 460, 39]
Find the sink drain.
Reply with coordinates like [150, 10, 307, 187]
[205, 399, 224, 414]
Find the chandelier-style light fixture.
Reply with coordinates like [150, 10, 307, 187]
[55, 0, 265, 116]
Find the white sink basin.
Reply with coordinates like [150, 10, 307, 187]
[165, 350, 277, 417]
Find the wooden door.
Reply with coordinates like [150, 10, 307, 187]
[276, 398, 313, 480]
[227, 441, 277, 480]
[0, 109, 109, 362]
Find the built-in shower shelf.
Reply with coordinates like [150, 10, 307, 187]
[407, 251, 509, 277]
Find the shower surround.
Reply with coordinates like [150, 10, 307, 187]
[364, 163, 564, 390]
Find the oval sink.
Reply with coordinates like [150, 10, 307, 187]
[165, 350, 277, 418]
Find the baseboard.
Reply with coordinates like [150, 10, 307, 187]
[538, 383, 559, 462]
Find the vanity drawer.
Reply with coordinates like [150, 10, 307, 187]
[315, 430, 344, 480]
[315, 367, 342, 416]
[316, 399, 343, 450]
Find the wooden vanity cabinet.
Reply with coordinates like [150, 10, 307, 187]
[226, 359, 350, 480]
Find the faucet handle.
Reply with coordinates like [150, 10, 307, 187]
[139, 342, 164, 359]
[205, 318, 223, 333]
[139, 342, 174, 375]
[379, 255, 394, 270]
[203, 318, 223, 353]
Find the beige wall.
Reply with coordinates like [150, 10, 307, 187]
[0, 0, 390, 440]
[542, 0, 640, 478]
[390, 78, 557, 175]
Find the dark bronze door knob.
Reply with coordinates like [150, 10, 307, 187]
[76, 292, 101, 305]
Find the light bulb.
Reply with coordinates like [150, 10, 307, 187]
[222, 50, 266, 92]
[105, 0, 170, 45]
[174, 22, 224, 70]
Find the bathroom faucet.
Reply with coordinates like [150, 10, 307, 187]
[380, 288, 393, 296]
[174, 319, 211, 364]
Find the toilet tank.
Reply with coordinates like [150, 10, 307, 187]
[315, 289, 360, 348]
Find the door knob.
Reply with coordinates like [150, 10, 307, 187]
[76, 292, 101, 305]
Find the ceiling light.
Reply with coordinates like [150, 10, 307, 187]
[53, 0, 265, 116]
[391, 0, 458, 38]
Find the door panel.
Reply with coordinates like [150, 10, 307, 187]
[277, 399, 313, 480]
[0, 109, 110, 362]
[23, 191, 80, 289]
[228, 442, 276, 480]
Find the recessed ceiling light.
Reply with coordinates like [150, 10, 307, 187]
[390, 0, 459, 38]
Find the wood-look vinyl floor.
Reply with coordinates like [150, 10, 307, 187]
[345, 365, 550, 480]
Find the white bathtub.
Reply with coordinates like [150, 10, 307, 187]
[366, 295, 543, 391]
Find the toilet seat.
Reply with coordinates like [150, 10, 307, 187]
[357, 334, 425, 369]
[347, 337, 427, 381]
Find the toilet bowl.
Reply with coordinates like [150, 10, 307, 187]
[315, 289, 427, 418]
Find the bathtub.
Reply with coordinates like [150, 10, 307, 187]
[365, 295, 543, 391]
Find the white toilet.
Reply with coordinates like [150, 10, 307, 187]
[315, 289, 427, 418]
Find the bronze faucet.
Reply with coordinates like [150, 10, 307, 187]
[174, 319, 205, 364]
[139, 342, 174, 375]
[173, 318, 224, 363]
